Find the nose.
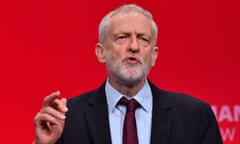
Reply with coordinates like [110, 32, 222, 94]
[129, 37, 139, 53]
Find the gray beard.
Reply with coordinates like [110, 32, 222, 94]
[106, 63, 150, 87]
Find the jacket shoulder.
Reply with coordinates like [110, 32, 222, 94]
[150, 81, 210, 109]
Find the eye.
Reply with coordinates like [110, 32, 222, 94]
[115, 34, 129, 44]
[117, 35, 127, 39]
[141, 37, 149, 42]
[138, 36, 150, 46]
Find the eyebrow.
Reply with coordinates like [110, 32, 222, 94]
[113, 31, 151, 37]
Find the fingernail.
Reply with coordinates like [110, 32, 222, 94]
[64, 107, 68, 111]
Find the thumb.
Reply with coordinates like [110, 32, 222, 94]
[60, 98, 68, 112]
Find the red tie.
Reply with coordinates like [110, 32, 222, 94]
[119, 97, 139, 144]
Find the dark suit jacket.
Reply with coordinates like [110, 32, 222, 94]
[57, 81, 222, 144]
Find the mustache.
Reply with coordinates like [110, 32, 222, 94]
[122, 54, 144, 64]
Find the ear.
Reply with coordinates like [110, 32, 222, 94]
[95, 43, 106, 63]
[151, 46, 159, 67]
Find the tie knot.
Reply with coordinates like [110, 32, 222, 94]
[119, 97, 139, 112]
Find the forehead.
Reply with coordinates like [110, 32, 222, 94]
[108, 11, 153, 35]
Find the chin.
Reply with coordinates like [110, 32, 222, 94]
[118, 74, 145, 86]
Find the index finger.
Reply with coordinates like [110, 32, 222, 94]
[43, 91, 61, 107]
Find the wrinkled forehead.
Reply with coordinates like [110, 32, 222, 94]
[99, 7, 158, 45]
[109, 11, 153, 34]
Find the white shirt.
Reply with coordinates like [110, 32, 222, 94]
[105, 80, 153, 144]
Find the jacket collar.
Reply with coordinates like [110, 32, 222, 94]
[149, 81, 173, 144]
[85, 80, 173, 144]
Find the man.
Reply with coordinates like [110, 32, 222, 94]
[34, 4, 223, 144]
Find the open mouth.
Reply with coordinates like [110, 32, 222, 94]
[127, 56, 140, 64]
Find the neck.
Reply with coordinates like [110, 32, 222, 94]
[108, 77, 145, 97]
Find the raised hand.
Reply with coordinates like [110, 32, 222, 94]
[33, 91, 68, 144]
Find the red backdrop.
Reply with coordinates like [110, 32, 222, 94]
[0, 0, 239, 143]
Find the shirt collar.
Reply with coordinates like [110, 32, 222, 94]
[105, 79, 152, 113]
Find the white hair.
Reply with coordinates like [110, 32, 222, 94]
[98, 4, 158, 46]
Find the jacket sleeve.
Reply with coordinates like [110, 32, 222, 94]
[197, 104, 223, 144]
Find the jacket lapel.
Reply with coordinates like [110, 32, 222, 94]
[150, 82, 173, 144]
[82, 81, 173, 144]
[85, 83, 112, 144]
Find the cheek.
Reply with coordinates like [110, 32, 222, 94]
[106, 49, 121, 61]
[109, 48, 126, 59]
[141, 50, 152, 61]
[143, 52, 157, 66]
